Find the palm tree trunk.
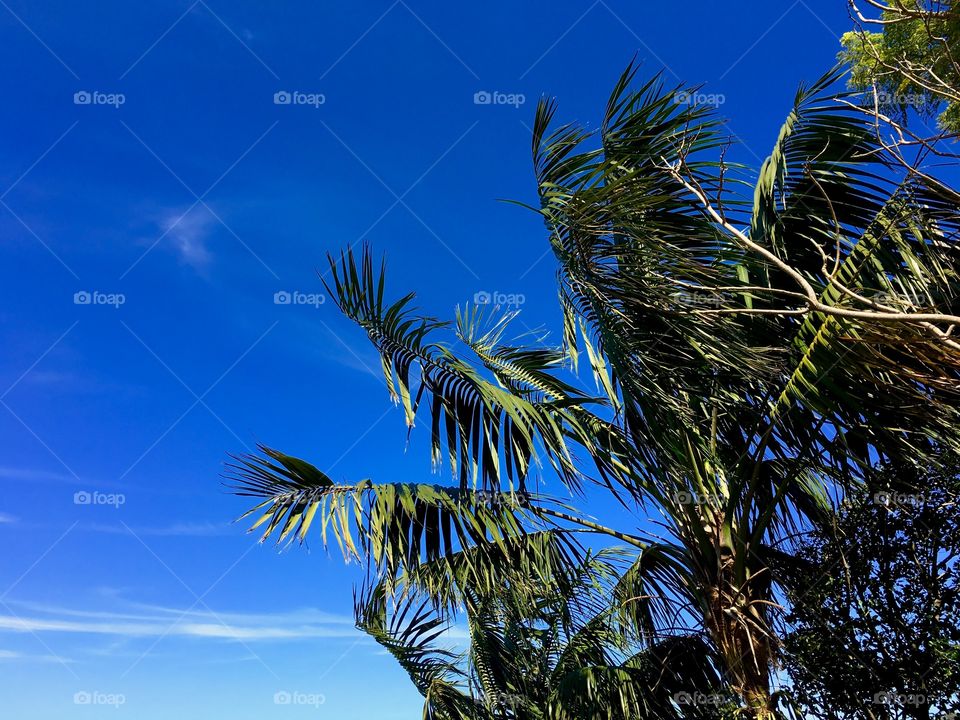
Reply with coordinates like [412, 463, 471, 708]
[703, 557, 777, 719]
[709, 606, 775, 718]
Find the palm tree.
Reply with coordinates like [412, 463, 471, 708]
[354, 540, 733, 719]
[229, 65, 960, 718]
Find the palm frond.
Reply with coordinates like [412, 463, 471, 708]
[324, 246, 622, 496]
[355, 584, 484, 720]
[228, 445, 543, 583]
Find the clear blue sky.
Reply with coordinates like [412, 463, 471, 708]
[1, 1, 856, 717]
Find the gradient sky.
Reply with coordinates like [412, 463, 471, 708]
[1, 1, 861, 717]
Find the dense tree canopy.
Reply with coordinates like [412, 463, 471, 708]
[841, 1, 960, 132]
[780, 460, 960, 719]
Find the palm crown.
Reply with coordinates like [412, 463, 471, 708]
[355, 544, 734, 719]
[230, 64, 960, 719]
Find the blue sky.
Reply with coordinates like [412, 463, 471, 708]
[0, 1, 856, 717]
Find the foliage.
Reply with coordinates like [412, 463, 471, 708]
[229, 64, 960, 719]
[779, 460, 960, 719]
[840, 1, 960, 132]
[355, 546, 739, 720]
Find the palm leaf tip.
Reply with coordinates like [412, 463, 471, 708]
[226, 444, 335, 500]
[225, 444, 341, 546]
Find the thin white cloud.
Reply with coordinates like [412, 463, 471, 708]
[0, 512, 17, 524]
[81, 521, 232, 537]
[161, 207, 215, 270]
[0, 467, 130, 493]
[0, 648, 75, 663]
[0, 466, 75, 483]
[0, 599, 359, 643]
[20, 370, 146, 397]
[20, 370, 76, 387]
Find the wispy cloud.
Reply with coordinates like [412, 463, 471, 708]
[0, 648, 76, 663]
[0, 466, 129, 494]
[19, 370, 146, 397]
[0, 512, 17, 524]
[81, 521, 232, 537]
[0, 466, 75, 483]
[0, 599, 359, 642]
[161, 207, 215, 270]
